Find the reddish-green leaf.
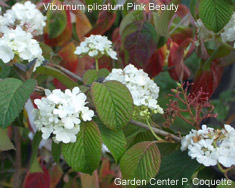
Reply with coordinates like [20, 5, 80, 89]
[24, 164, 50, 188]
[121, 21, 157, 68]
[44, 5, 72, 47]
[85, 10, 116, 36]
[75, 10, 92, 40]
[58, 42, 79, 72]
[46, 0, 67, 39]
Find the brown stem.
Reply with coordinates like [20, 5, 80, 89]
[48, 64, 83, 83]
[130, 120, 181, 142]
[13, 127, 23, 188]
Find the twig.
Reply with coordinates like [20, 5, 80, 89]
[130, 120, 181, 142]
[35, 86, 45, 96]
[49, 64, 83, 83]
[13, 127, 22, 188]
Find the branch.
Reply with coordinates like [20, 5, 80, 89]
[34, 67, 182, 142]
[49, 64, 83, 83]
[130, 120, 181, 142]
[13, 127, 23, 188]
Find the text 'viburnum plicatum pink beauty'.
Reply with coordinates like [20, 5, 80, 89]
[105, 64, 163, 116]
[181, 124, 235, 168]
[33, 87, 94, 144]
[74, 35, 117, 60]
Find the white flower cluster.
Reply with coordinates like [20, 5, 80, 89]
[0, 26, 44, 71]
[195, 19, 215, 41]
[181, 124, 235, 168]
[3, 1, 46, 36]
[33, 87, 94, 144]
[221, 12, 235, 47]
[0, 1, 45, 70]
[74, 35, 117, 60]
[105, 64, 163, 115]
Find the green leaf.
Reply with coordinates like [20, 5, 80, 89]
[62, 121, 102, 174]
[95, 117, 126, 163]
[30, 157, 43, 173]
[47, 2, 67, 39]
[40, 42, 54, 60]
[30, 132, 42, 166]
[190, 0, 198, 19]
[120, 142, 161, 185]
[91, 81, 134, 130]
[128, 131, 154, 149]
[0, 78, 36, 128]
[153, 0, 180, 37]
[35, 66, 79, 88]
[0, 128, 15, 151]
[52, 142, 61, 164]
[199, 0, 233, 33]
[0, 60, 11, 79]
[83, 69, 109, 85]
[146, 151, 200, 188]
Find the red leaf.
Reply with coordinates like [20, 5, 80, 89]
[52, 42, 79, 90]
[190, 62, 224, 99]
[58, 42, 79, 72]
[44, 5, 72, 47]
[176, 4, 190, 18]
[170, 27, 193, 45]
[24, 164, 50, 188]
[168, 39, 192, 81]
[112, 27, 121, 53]
[144, 47, 166, 78]
[85, 10, 116, 36]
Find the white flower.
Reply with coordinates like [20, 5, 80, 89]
[195, 19, 215, 41]
[221, 13, 235, 44]
[105, 64, 163, 115]
[74, 35, 117, 60]
[102, 144, 110, 153]
[3, 1, 46, 36]
[0, 40, 14, 63]
[0, 26, 44, 70]
[181, 124, 235, 168]
[34, 87, 94, 144]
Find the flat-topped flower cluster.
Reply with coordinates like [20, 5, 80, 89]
[181, 124, 235, 168]
[33, 87, 94, 144]
[74, 35, 117, 60]
[0, 1, 46, 70]
[105, 64, 163, 116]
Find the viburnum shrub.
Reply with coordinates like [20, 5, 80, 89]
[0, 0, 234, 187]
